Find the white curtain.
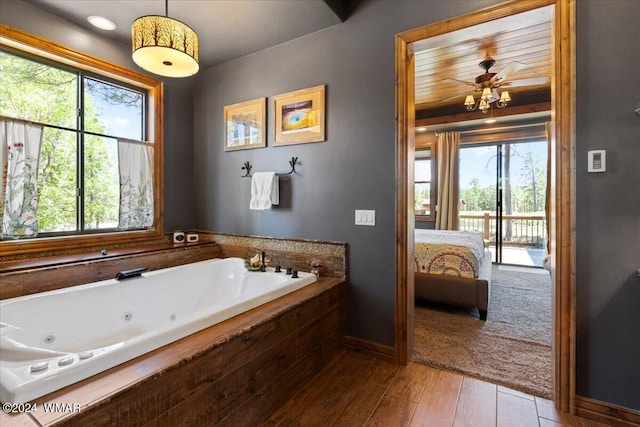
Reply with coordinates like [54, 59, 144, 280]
[117, 139, 154, 230]
[0, 118, 44, 239]
[435, 131, 460, 230]
[545, 122, 551, 254]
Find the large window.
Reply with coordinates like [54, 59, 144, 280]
[0, 27, 163, 255]
[1, 50, 145, 234]
[415, 148, 435, 221]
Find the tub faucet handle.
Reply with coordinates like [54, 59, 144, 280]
[291, 270, 299, 279]
[275, 265, 282, 273]
[286, 267, 293, 275]
[260, 251, 267, 272]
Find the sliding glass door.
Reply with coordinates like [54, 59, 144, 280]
[458, 140, 548, 267]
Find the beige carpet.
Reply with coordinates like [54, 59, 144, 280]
[413, 265, 552, 398]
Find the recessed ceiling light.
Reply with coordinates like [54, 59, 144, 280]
[416, 127, 427, 132]
[88, 16, 116, 31]
[484, 118, 497, 124]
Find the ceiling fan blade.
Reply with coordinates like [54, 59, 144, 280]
[441, 78, 480, 89]
[438, 91, 470, 103]
[492, 61, 526, 83]
[501, 76, 549, 87]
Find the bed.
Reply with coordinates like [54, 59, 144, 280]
[414, 229, 492, 320]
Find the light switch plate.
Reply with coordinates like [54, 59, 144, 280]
[355, 209, 376, 226]
[588, 150, 606, 172]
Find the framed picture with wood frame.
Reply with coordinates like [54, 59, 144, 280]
[273, 85, 325, 146]
[224, 97, 266, 151]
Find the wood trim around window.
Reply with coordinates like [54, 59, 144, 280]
[395, 0, 575, 416]
[0, 25, 164, 256]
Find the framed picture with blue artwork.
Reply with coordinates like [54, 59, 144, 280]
[224, 97, 266, 151]
[273, 85, 325, 146]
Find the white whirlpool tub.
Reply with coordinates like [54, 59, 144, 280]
[0, 257, 317, 404]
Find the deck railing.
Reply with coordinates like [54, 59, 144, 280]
[458, 213, 546, 248]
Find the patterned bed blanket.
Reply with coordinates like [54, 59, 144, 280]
[414, 229, 485, 279]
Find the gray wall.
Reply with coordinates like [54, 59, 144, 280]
[575, 0, 640, 410]
[0, 0, 197, 233]
[192, 0, 500, 346]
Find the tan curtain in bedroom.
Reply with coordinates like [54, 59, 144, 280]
[435, 131, 460, 230]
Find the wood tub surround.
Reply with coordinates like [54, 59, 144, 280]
[0, 241, 221, 300]
[0, 277, 346, 427]
[0, 232, 347, 299]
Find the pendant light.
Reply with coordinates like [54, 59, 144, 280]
[131, 0, 199, 78]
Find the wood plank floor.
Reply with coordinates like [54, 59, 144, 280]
[267, 349, 610, 427]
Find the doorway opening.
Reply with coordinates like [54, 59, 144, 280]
[394, 0, 576, 412]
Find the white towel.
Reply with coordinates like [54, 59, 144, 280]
[250, 172, 279, 210]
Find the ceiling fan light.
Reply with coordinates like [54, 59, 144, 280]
[479, 99, 490, 113]
[464, 95, 475, 106]
[481, 88, 492, 101]
[132, 13, 199, 78]
[500, 91, 511, 102]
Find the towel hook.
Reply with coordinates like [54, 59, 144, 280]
[286, 157, 298, 175]
[241, 161, 253, 177]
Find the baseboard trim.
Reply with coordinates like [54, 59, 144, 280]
[344, 336, 395, 362]
[575, 395, 640, 426]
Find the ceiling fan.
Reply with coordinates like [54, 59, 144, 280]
[443, 55, 548, 106]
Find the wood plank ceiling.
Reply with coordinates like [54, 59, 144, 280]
[413, 6, 553, 125]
